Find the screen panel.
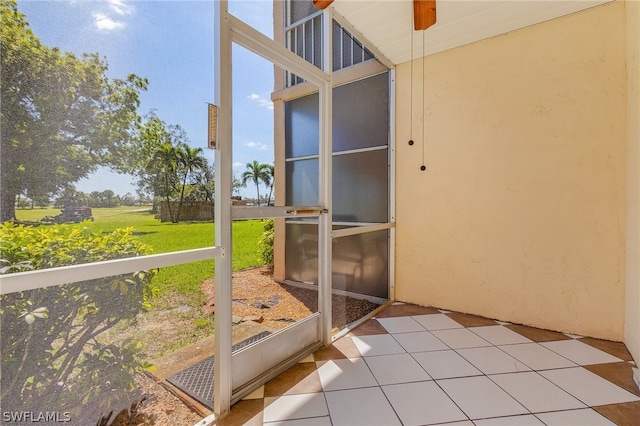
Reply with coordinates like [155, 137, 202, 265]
[333, 73, 389, 153]
[333, 149, 388, 223]
[284, 223, 389, 300]
[285, 158, 320, 206]
[285, 93, 320, 159]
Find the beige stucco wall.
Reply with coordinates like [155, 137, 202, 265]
[625, 0, 640, 362]
[395, 2, 627, 340]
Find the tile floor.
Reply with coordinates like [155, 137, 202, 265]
[215, 303, 640, 426]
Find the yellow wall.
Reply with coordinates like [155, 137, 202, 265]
[625, 0, 640, 361]
[395, 2, 627, 340]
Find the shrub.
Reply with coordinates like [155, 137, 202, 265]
[259, 219, 274, 269]
[0, 222, 155, 423]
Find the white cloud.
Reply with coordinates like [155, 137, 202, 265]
[92, 0, 133, 31]
[92, 12, 125, 31]
[246, 141, 269, 151]
[233, 162, 244, 169]
[107, 0, 134, 16]
[248, 93, 274, 111]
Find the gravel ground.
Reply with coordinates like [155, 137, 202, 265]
[203, 266, 380, 331]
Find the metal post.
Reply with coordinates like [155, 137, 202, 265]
[213, 0, 233, 417]
[319, 8, 333, 345]
[388, 68, 397, 302]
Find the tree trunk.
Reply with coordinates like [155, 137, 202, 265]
[0, 190, 17, 222]
[165, 195, 174, 223]
[176, 175, 187, 223]
[267, 184, 273, 206]
[163, 170, 175, 222]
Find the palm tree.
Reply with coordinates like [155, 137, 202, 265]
[150, 142, 180, 222]
[176, 143, 207, 221]
[241, 161, 271, 206]
[265, 164, 275, 206]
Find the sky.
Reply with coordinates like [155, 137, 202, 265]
[16, 0, 276, 200]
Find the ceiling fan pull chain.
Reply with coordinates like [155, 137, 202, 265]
[409, 14, 414, 148]
[421, 29, 427, 171]
[409, 0, 436, 171]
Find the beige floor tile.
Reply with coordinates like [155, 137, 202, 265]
[445, 312, 497, 327]
[347, 318, 388, 336]
[264, 362, 322, 397]
[593, 401, 640, 426]
[375, 303, 440, 317]
[506, 324, 572, 342]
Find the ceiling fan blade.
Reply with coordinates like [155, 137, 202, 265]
[313, 0, 334, 9]
[414, 0, 437, 31]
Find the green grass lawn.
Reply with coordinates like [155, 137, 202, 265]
[14, 206, 268, 357]
[16, 206, 266, 297]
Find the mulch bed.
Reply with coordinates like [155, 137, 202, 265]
[201, 266, 381, 331]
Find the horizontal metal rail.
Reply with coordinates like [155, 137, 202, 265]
[285, 154, 320, 162]
[228, 13, 329, 87]
[331, 222, 394, 239]
[332, 145, 389, 156]
[0, 247, 222, 295]
[285, 146, 389, 162]
[282, 220, 394, 237]
[232, 206, 323, 220]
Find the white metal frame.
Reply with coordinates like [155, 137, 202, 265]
[213, 0, 233, 415]
[213, 1, 333, 417]
[211, 1, 396, 419]
[327, 10, 395, 240]
[319, 6, 334, 345]
[389, 68, 397, 301]
[0, 247, 221, 295]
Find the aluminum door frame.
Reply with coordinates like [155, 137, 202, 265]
[213, 1, 332, 416]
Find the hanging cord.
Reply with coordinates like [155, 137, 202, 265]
[408, 22, 414, 147]
[420, 30, 426, 171]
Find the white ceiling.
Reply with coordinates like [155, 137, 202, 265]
[331, 0, 614, 65]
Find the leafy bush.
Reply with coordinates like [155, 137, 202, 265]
[0, 222, 155, 423]
[259, 219, 274, 269]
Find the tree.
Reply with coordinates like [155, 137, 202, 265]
[232, 173, 244, 196]
[136, 115, 205, 218]
[88, 190, 117, 208]
[32, 195, 50, 209]
[53, 187, 89, 209]
[119, 193, 137, 207]
[0, 0, 148, 222]
[175, 143, 207, 222]
[241, 161, 271, 206]
[132, 112, 171, 213]
[137, 114, 211, 222]
[265, 163, 275, 206]
[188, 163, 215, 201]
[148, 143, 180, 222]
[0, 223, 155, 422]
